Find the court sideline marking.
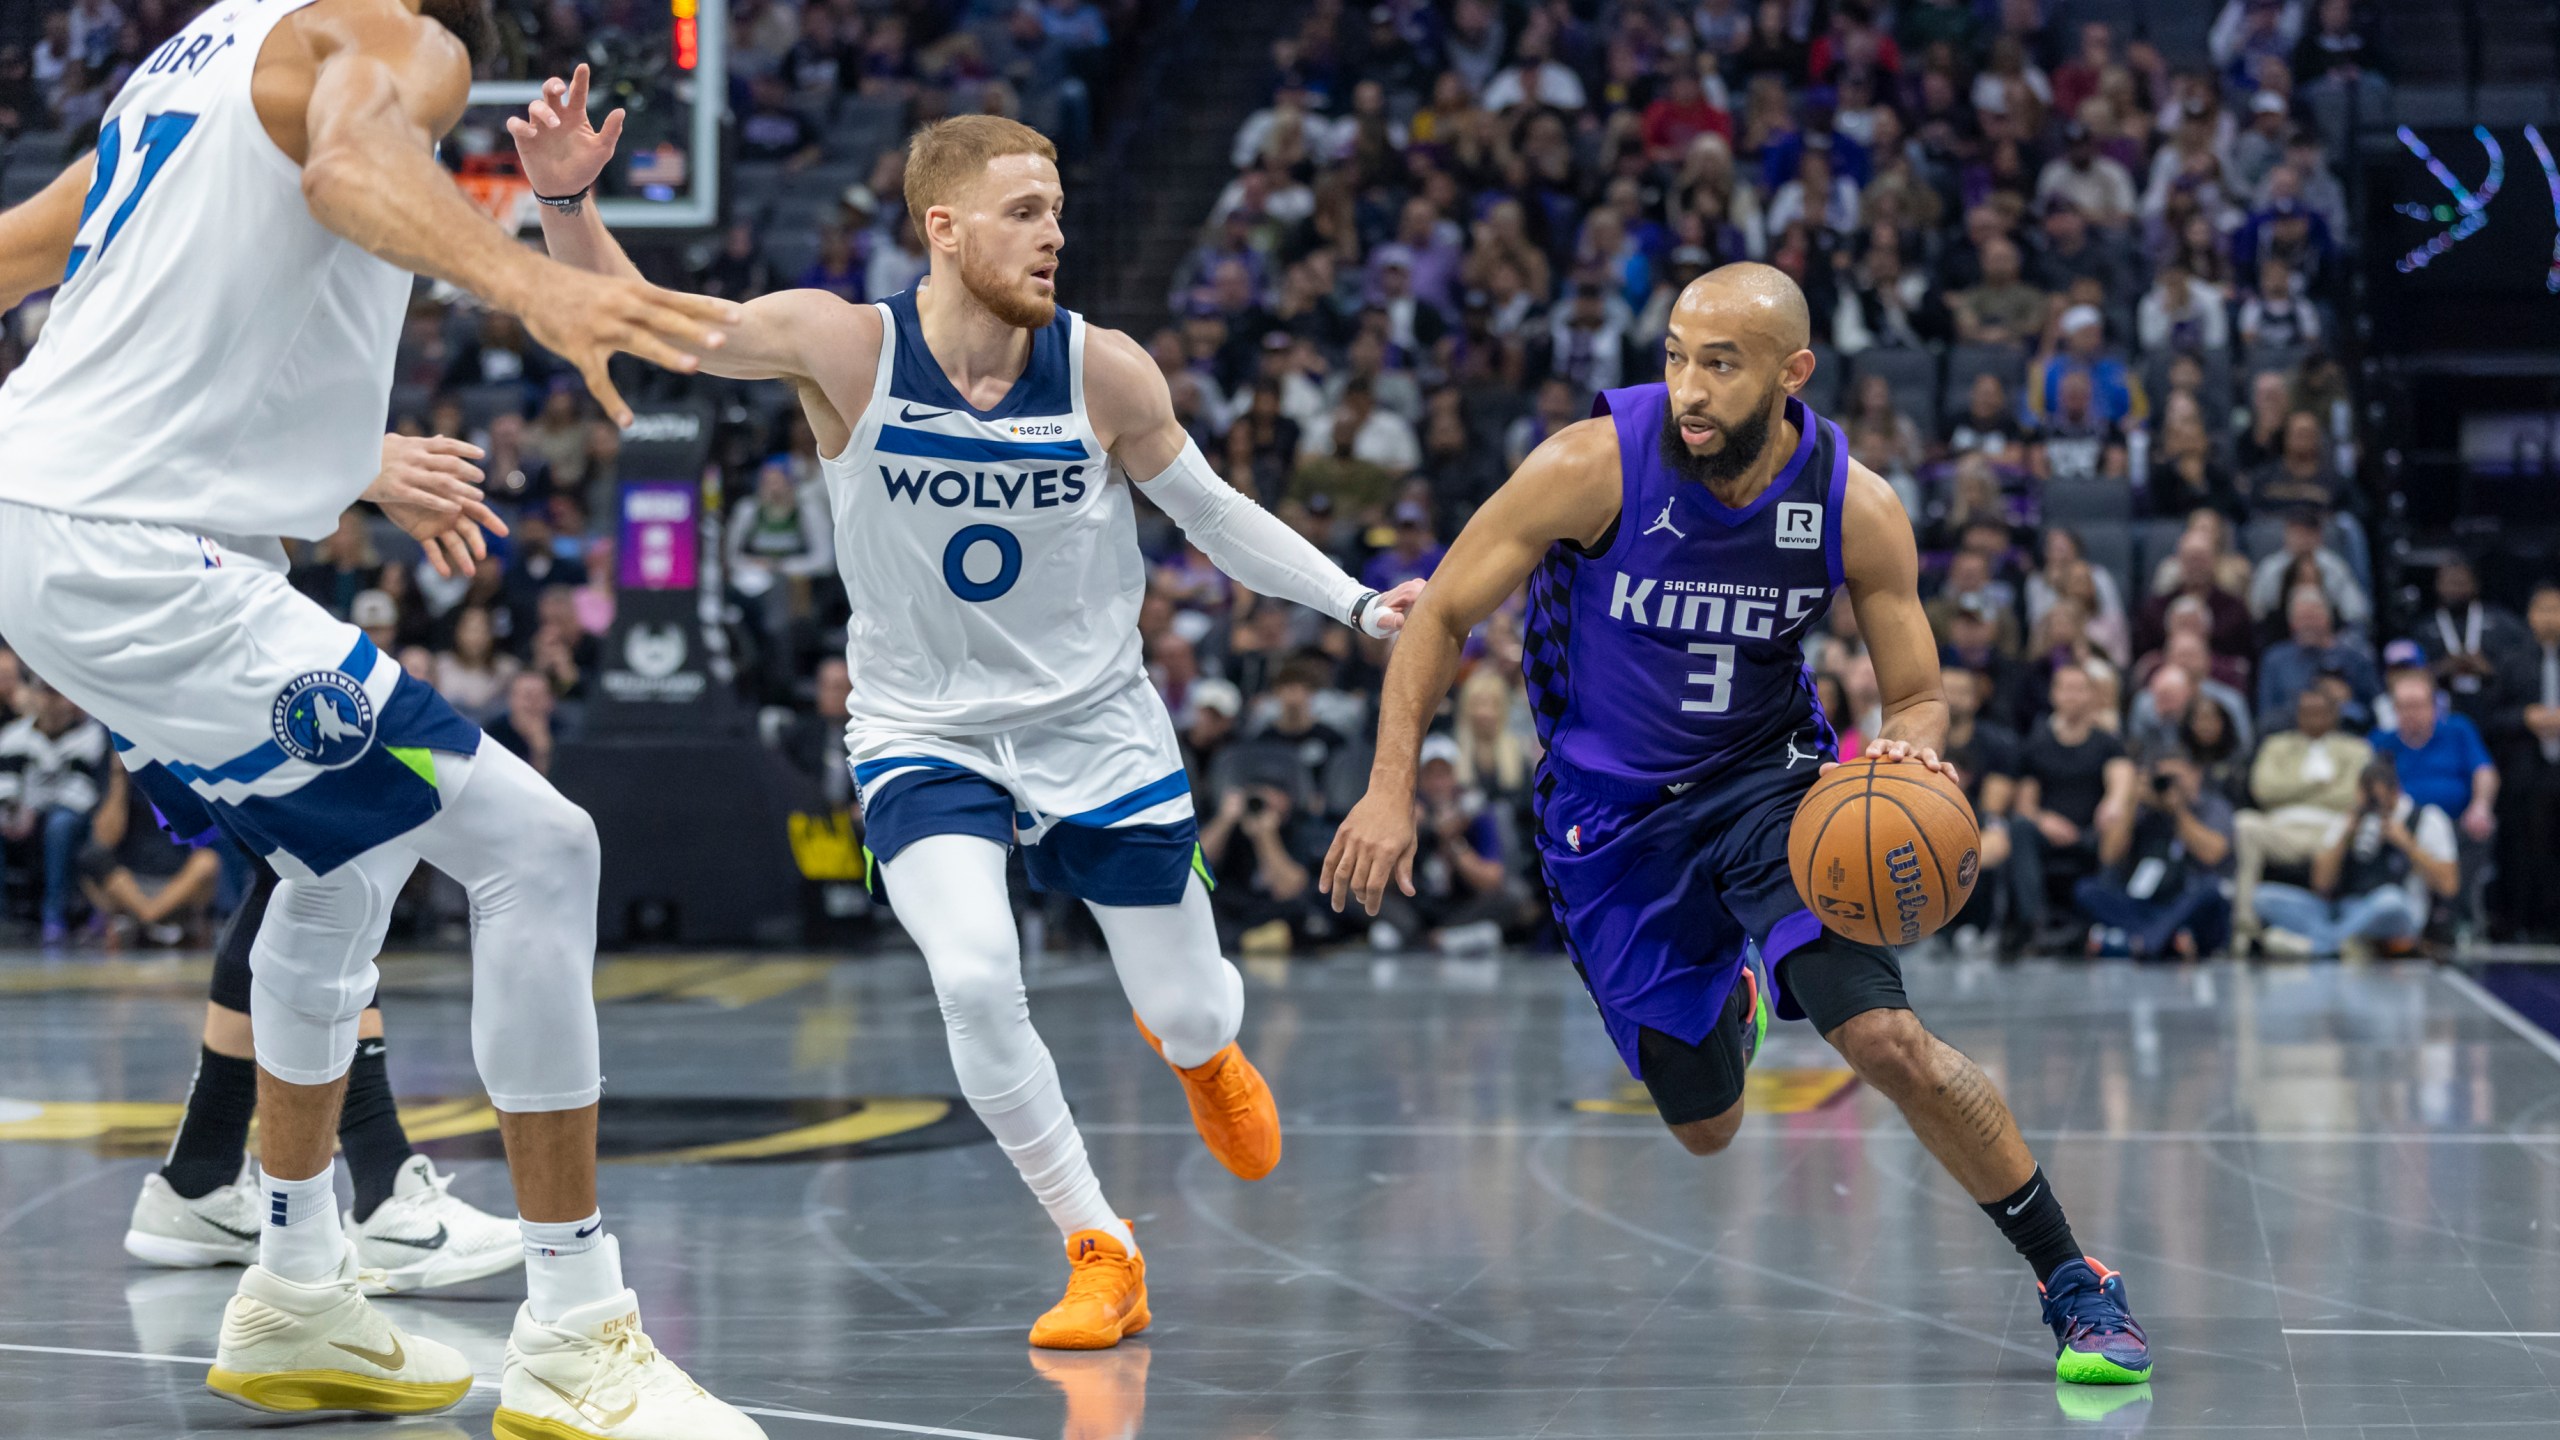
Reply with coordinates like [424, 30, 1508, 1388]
[2441, 968, 2560, 1069]
[0, 1342, 1036, 1440]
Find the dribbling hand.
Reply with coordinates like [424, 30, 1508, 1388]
[1823, 738, 1958, 782]
[505, 65, 624, 198]
[365, 434, 505, 580]
[1318, 788, 1418, 915]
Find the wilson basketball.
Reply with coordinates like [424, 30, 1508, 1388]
[1788, 758, 1981, 947]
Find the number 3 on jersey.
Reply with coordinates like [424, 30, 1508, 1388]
[65, 111, 199, 285]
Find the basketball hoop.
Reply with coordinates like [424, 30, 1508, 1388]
[454, 158, 539, 235]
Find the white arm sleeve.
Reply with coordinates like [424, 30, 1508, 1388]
[1132, 437, 1374, 631]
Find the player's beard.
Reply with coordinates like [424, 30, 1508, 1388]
[421, 0, 498, 67]
[958, 235, 1057, 330]
[1661, 381, 1780, 488]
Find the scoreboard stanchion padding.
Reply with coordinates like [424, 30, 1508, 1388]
[553, 737, 803, 947]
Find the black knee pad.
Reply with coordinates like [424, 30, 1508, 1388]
[208, 860, 280, 1015]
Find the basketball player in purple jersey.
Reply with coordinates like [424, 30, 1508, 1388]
[1323, 265, 2150, 1385]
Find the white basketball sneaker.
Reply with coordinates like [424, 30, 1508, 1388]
[495, 1288, 767, 1440]
[125, 1163, 262, 1268]
[205, 1245, 474, 1416]
[349, 1154, 524, 1295]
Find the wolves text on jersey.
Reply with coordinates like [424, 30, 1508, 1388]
[880, 465, 1091, 510]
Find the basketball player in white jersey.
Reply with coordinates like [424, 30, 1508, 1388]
[512, 73, 1422, 1348]
[0, 2, 764, 1435]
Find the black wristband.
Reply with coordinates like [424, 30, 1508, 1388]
[1348, 588, 1379, 631]
[532, 183, 592, 211]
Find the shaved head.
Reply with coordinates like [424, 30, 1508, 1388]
[1658, 263, 1817, 490]
[1674, 262, 1813, 358]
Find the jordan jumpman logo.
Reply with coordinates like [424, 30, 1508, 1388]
[1643, 498, 1684, 539]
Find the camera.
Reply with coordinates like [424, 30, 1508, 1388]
[2150, 773, 2175, 796]
[1244, 793, 1268, 816]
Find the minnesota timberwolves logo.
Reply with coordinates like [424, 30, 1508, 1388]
[271, 672, 376, 768]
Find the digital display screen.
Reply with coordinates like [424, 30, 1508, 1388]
[2364, 125, 2560, 350]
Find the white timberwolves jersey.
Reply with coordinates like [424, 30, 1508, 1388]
[824, 288, 1145, 734]
[0, 0, 408, 543]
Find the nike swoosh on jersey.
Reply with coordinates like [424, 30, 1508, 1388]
[330, 1334, 405, 1370]
[372, 1224, 449, 1251]
[899, 404, 953, 422]
[535, 1372, 640, 1428]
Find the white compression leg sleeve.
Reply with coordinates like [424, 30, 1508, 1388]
[401, 743, 603, 1113]
[1086, 874, 1242, 1069]
[247, 842, 418, 1086]
[880, 834, 1128, 1248]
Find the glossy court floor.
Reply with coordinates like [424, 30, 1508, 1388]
[9, 946, 2560, 1438]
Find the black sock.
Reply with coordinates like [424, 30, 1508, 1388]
[339, 1037, 415, 1223]
[1980, 1166, 2082, 1284]
[162, 1047, 259, 1200]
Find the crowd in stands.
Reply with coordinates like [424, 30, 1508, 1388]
[9, 0, 2560, 962]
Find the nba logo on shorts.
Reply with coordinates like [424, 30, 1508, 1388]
[1775, 502, 1823, 550]
[270, 671, 376, 769]
[1566, 824, 1582, 852]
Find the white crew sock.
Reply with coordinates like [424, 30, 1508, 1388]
[258, 1164, 346, 1284]
[975, 1054, 1133, 1253]
[520, 1213, 624, 1323]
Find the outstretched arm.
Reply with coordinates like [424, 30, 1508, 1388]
[273, 10, 737, 423]
[1087, 324, 1420, 636]
[508, 65, 874, 442]
[0, 153, 91, 313]
[1318, 418, 1623, 914]
[1837, 461, 1953, 775]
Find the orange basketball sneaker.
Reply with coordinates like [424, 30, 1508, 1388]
[1028, 1228, 1149, 1351]
[1133, 1015, 1282, 1180]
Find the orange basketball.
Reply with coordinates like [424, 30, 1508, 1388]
[1788, 757, 1981, 947]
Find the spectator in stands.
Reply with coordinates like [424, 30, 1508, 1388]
[1369, 733, 1515, 953]
[0, 677, 108, 943]
[2375, 666, 2499, 847]
[1950, 237, 2048, 348]
[2229, 90, 2295, 196]
[433, 605, 518, 724]
[291, 509, 381, 619]
[1643, 64, 1731, 163]
[2238, 259, 2320, 363]
[2233, 194, 2334, 296]
[2418, 558, 2528, 727]
[2257, 755, 2459, 957]
[1199, 764, 1320, 950]
[2248, 508, 2367, 632]
[2032, 366, 2128, 482]
[2029, 304, 2144, 428]
[2257, 585, 2379, 734]
[2137, 529, 2258, 661]
[1944, 372, 2033, 462]
[0, 46, 47, 138]
[2492, 584, 2560, 939]
[1301, 377, 1419, 478]
[1939, 664, 2017, 952]
[2145, 395, 2240, 517]
[2075, 739, 2233, 957]
[2294, 0, 2382, 91]
[737, 74, 824, 168]
[2233, 684, 2369, 939]
[2038, 120, 2138, 229]
[2248, 409, 2343, 513]
[1481, 13, 1584, 113]
[2137, 262, 2228, 354]
[77, 766, 220, 948]
[2011, 662, 2137, 948]
[483, 670, 559, 777]
[728, 457, 835, 659]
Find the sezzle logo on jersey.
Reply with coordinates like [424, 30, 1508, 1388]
[880, 465, 1089, 510]
[1605, 573, 1829, 641]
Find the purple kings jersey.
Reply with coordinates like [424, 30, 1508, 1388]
[1522, 387, 1848, 796]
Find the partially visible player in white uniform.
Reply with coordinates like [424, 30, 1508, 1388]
[0, 1, 763, 1435]
[512, 73, 1422, 1348]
